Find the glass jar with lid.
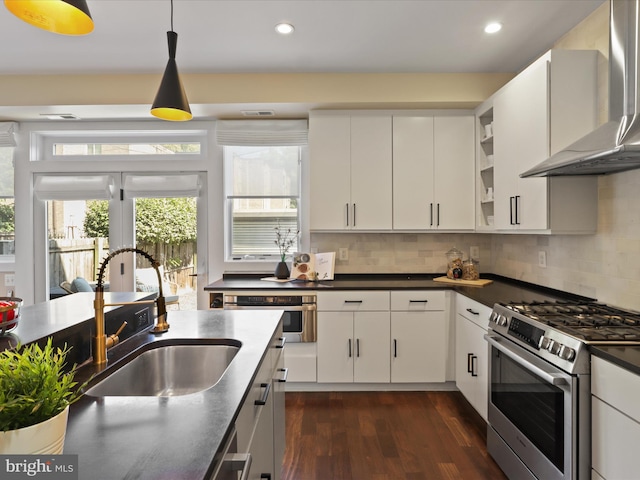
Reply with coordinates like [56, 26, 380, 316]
[445, 247, 464, 279]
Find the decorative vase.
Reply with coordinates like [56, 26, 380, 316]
[275, 261, 290, 279]
[0, 405, 69, 454]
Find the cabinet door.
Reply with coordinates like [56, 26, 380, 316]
[317, 312, 354, 383]
[391, 311, 445, 383]
[467, 319, 488, 420]
[492, 60, 549, 230]
[455, 313, 488, 420]
[272, 351, 286, 480]
[353, 311, 390, 383]
[434, 115, 475, 230]
[455, 314, 474, 403]
[511, 60, 549, 230]
[350, 116, 393, 230]
[392, 116, 434, 229]
[248, 382, 275, 480]
[309, 116, 351, 230]
[592, 397, 640, 480]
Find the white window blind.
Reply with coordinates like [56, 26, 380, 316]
[0, 122, 17, 147]
[123, 174, 200, 198]
[216, 120, 308, 146]
[34, 175, 115, 200]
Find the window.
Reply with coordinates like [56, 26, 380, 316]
[53, 142, 200, 156]
[224, 145, 301, 260]
[32, 129, 207, 162]
[0, 147, 15, 257]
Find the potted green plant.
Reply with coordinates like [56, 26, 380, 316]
[0, 338, 83, 454]
[274, 223, 299, 279]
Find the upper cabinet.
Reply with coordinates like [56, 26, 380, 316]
[309, 114, 393, 231]
[310, 111, 475, 232]
[393, 115, 475, 230]
[488, 49, 598, 233]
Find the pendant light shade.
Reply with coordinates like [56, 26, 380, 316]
[4, 0, 93, 35]
[151, 32, 192, 121]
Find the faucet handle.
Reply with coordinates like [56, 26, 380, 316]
[106, 321, 128, 349]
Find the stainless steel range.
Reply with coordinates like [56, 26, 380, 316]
[486, 300, 640, 480]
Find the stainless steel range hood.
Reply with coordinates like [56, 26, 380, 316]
[521, 0, 640, 177]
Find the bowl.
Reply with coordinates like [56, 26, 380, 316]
[0, 297, 21, 335]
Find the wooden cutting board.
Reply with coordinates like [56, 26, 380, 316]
[433, 276, 494, 287]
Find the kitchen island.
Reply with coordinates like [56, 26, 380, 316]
[1, 293, 284, 480]
[65, 309, 284, 480]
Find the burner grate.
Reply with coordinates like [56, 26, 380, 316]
[502, 300, 640, 343]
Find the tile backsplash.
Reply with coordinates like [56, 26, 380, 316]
[311, 232, 492, 276]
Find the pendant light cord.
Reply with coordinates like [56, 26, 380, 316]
[170, 0, 174, 32]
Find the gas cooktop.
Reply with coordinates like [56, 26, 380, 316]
[489, 300, 640, 375]
[502, 300, 640, 343]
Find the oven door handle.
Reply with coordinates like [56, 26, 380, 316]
[484, 334, 567, 386]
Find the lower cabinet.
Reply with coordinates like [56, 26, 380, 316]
[235, 327, 285, 480]
[591, 356, 640, 480]
[455, 294, 490, 420]
[317, 291, 391, 383]
[317, 309, 391, 383]
[317, 290, 449, 385]
[390, 290, 447, 383]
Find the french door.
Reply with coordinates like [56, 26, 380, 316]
[34, 172, 206, 309]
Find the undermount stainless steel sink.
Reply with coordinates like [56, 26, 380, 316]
[85, 340, 240, 397]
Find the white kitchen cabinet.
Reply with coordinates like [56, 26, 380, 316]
[390, 290, 448, 383]
[317, 291, 390, 383]
[392, 115, 475, 230]
[491, 49, 598, 233]
[309, 114, 392, 231]
[455, 294, 491, 420]
[591, 356, 640, 480]
[235, 327, 285, 480]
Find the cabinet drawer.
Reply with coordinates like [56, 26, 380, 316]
[455, 294, 491, 330]
[317, 291, 390, 311]
[592, 356, 640, 423]
[390, 290, 445, 311]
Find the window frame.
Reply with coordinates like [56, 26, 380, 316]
[0, 146, 16, 265]
[223, 145, 303, 262]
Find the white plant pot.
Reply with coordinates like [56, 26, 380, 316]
[0, 405, 69, 454]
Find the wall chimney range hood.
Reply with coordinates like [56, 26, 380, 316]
[521, 0, 640, 177]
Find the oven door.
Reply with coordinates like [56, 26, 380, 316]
[485, 333, 583, 480]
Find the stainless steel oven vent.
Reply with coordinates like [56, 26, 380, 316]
[522, 0, 640, 177]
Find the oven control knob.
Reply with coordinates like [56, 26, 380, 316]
[558, 345, 576, 361]
[489, 312, 499, 324]
[499, 315, 508, 326]
[547, 340, 561, 355]
[539, 336, 551, 350]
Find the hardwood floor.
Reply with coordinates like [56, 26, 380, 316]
[282, 391, 508, 480]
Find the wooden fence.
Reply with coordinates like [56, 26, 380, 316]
[50, 239, 196, 291]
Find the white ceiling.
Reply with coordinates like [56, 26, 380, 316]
[0, 0, 605, 120]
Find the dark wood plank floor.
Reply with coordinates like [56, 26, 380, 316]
[282, 391, 508, 480]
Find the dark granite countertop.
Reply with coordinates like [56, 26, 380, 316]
[65, 309, 283, 480]
[205, 273, 593, 309]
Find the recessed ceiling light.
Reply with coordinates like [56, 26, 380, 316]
[275, 23, 294, 35]
[484, 22, 502, 34]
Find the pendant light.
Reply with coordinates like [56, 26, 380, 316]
[150, 0, 192, 121]
[4, 0, 93, 35]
